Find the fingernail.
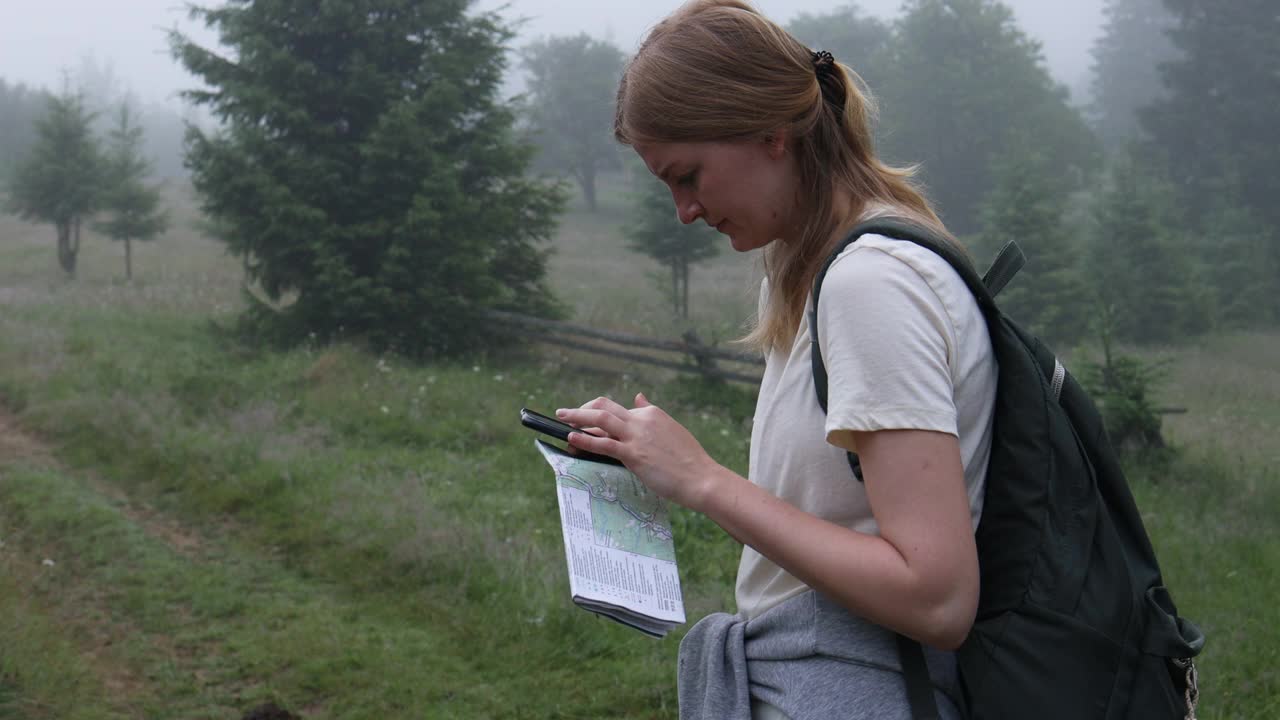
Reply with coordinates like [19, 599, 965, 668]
[555, 409, 566, 417]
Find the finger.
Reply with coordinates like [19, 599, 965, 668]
[557, 407, 629, 440]
[581, 396, 631, 421]
[634, 392, 651, 408]
[566, 429, 626, 460]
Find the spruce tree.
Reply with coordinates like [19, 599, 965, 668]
[5, 86, 102, 277]
[1196, 199, 1278, 330]
[1085, 157, 1210, 344]
[1140, 1, 1280, 270]
[978, 146, 1088, 348]
[622, 166, 720, 320]
[171, 0, 565, 356]
[1088, 0, 1178, 150]
[94, 102, 168, 280]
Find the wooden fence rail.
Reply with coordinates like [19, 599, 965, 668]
[483, 310, 1191, 413]
[483, 309, 765, 385]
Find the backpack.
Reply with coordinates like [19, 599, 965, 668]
[808, 218, 1205, 720]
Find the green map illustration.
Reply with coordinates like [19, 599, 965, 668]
[538, 442, 675, 563]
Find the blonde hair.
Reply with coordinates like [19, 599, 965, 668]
[615, 0, 959, 352]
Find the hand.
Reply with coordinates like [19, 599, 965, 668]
[556, 394, 719, 511]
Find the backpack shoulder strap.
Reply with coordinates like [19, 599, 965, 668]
[808, 217, 1000, 422]
[982, 240, 1026, 298]
[811, 218, 994, 318]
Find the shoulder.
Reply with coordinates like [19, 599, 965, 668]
[825, 234, 960, 296]
[815, 233, 991, 367]
[821, 234, 978, 324]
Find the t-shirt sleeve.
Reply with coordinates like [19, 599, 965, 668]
[816, 242, 959, 453]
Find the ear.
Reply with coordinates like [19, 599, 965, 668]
[762, 128, 789, 159]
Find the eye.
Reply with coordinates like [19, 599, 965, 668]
[677, 170, 699, 188]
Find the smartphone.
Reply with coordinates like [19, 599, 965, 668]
[520, 407, 623, 466]
[520, 407, 587, 442]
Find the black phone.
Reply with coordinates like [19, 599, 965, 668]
[520, 407, 623, 466]
[520, 407, 586, 442]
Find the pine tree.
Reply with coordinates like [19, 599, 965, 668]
[978, 146, 1088, 348]
[1085, 157, 1210, 344]
[93, 102, 168, 280]
[171, 0, 566, 356]
[622, 166, 720, 319]
[5, 86, 102, 277]
[1140, 1, 1280, 271]
[1196, 198, 1279, 330]
[1088, 0, 1179, 150]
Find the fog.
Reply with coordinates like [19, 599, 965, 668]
[0, 0, 1104, 110]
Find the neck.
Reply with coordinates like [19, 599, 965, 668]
[827, 186, 866, 242]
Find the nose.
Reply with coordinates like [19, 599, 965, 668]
[673, 190, 703, 225]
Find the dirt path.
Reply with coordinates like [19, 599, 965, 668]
[0, 408, 226, 716]
[0, 408, 313, 719]
[0, 410, 49, 465]
[0, 409, 154, 714]
[0, 409, 205, 556]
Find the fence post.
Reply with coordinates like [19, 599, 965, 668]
[682, 330, 722, 383]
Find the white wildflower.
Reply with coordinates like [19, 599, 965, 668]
[493, 374, 504, 382]
[380, 406, 390, 414]
[42, 558, 55, 567]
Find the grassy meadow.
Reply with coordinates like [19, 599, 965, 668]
[0, 175, 1276, 718]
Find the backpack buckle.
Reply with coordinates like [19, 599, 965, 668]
[1172, 657, 1199, 720]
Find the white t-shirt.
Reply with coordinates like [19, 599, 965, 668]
[734, 233, 998, 619]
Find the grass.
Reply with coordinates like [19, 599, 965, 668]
[0, 177, 1277, 717]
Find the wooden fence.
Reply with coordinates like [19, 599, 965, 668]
[484, 310, 1189, 415]
[483, 309, 764, 385]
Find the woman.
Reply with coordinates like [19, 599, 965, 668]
[555, 1, 996, 718]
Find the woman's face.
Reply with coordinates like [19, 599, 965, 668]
[635, 136, 798, 253]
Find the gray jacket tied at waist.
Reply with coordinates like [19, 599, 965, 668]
[677, 590, 965, 720]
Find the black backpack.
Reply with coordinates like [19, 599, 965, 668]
[808, 219, 1205, 720]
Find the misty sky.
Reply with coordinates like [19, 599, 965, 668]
[0, 0, 1104, 109]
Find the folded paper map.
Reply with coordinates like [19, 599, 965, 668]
[535, 439, 686, 638]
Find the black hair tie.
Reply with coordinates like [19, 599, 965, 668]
[810, 49, 844, 125]
[811, 50, 836, 78]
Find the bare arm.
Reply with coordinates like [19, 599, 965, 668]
[559, 396, 978, 650]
